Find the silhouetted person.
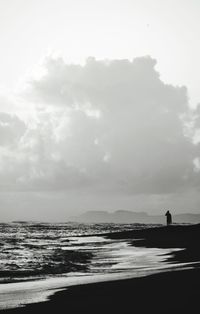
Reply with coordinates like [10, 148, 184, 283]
[165, 210, 172, 225]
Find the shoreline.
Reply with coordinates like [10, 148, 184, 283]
[2, 223, 200, 313]
[3, 268, 200, 314]
[106, 223, 200, 264]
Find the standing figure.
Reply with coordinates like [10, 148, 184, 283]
[165, 210, 172, 225]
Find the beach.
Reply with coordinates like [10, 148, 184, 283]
[1, 223, 200, 314]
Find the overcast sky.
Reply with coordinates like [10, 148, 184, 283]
[1, 0, 200, 221]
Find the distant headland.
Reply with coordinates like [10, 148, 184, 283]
[70, 210, 200, 224]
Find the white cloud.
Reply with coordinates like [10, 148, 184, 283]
[1, 55, 200, 219]
[0, 112, 26, 146]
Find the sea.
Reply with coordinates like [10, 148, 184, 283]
[0, 222, 190, 309]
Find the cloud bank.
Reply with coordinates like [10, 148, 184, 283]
[1, 56, 200, 219]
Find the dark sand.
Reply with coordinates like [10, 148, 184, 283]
[3, 224, 200, 314]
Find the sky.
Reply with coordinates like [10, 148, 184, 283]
[1, 0, 200, 221]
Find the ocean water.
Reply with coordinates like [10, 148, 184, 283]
[0, 222, 192, 310]
[0, 222, 167, 283]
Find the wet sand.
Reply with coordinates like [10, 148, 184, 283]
[2, 224, 200, 314]
[107, 223, 200, 263]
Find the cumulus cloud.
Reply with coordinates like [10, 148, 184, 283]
[1, 56, 200, 201]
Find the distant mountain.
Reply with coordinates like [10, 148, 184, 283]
[70, 210, 200, 224]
